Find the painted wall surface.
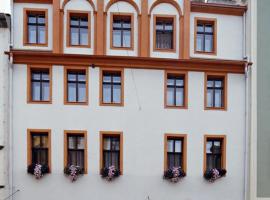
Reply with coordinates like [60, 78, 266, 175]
[190, 12, 243, 60]
[12, 65, 246, 200]
[257, 0, 270, 198]
[0, 27, 10, 199]
[63, 0, 95, 55]
[13, 3, 53, 51]
[106, 1, 139, 57]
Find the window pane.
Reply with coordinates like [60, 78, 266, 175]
[70, 18, 79, 26]
[103, 138, 111, 150]
[196, 34, 204, 51]
[80, 18, 88, 27]
[71, 27, 79, 45]
[111, 139, 119, 151]
[123, 30, 131, 47]
[41, 136, 48, 148]
[214, 89, 222, 107]
[68, 73, 76, 81]
[68, 137, 76, 149]
[104, 152, 111, 168]
[113, 30, 121, 47]
[28, 25, 37, 43]
[38, 16, 45, 24]
[41, 72, 49, 81]
[77, 137, 84, 149]
[207, 80, 214, 87]
[168, 154, 174, 168]
[68, 83, 76, 102]
[175, 88, 184, 106]
[28, 15, 36, 23]
[80, 28, 88, 45]
[103, 75, 111, 83]
[207, 155, 214, 170]
[111, 152, 119, 169]
[123, 21, 131, 29]
[32, 72, 41, 80]
[176, 79, 184, 86]
[175, 140, 182, 153]
[156, 32, 172, 49]
[167, 87, 174, 106]
[113, 21, 121, 28]
[205, 34, 213, 52]
[205, 25, 213, 33]
[103, 84, 111, 103]
[156, 23, 163, 30]
[165, 24, 173, 31]
[206, 141, 212, 153]
[113, 76, 121, 83]
[167, 140, 173, 152]
[167, 78, 174, 86]
[197, 24, 204, 32]
[42, 82, 50, 101]
[215, 80, 222, 88]
[32, 136, 41, 147]
[32, 82, 41, 101]
[78, 83, 86, 102]
[207, 89, 213, 107]
[213, 141, 221, 154]
[38, 25, 46, 43]
[113, 84, 121, 103]
[78, 74, 86, 82]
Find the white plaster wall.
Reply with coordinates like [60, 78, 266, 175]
[61, 0, 97, 10]
[104, 0, 141, 13]
[0, 28, 10, 198]
[63, 0, 95, 55]
[150, 3, 180, 59]
[190, 12, 244, 60]
[106, 2, 139, 57]
[148, 0, 183, 14]
[13, 3, 53, 50]
[12, 64, 246, 200]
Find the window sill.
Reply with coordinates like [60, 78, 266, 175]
[194, 50, 217, 56]
[27, 100, 52, 104]
[111, 46, 134, 51]
[165, 105, 188, 109]
[100, 102, 124, 107]
[67, 44, 91, 48]
[205, 107, 227, 111]
[24, 43, 48, 47]
[153, 48, 176, 53]
[64, 101, 89, 106]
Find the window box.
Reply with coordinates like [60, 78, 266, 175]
[64, 165, 84, 182]
[27, 163, 49, 179]
[164, 167, 186, 183]
[204, 168, 227, 182]
[101, 166, 121, 181]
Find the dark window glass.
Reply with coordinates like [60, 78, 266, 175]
[156, 18, 174, 49]
[70, 15, 88, 46]
[31, 133, 48, 165]
[31, 69, 50, 101]
[196, 23, 214, 52]
[103, 136, 120, 170]
[206, 77, 224, 108]
[167, 138, 182, 169]
[102, 71, 121, 104]
[206, 139, 222, 170]
[27, 13, 46, 44]
[167, 74, 185, 106]
[112, 16, 131, 48]
[67, 135, 85, 168]
[67, 70, 86, 103]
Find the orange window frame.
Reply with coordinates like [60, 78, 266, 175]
[23, 8, 48, 47]
[194, 17, 217, 55]
[27, 65, 52, 104]
[99, 131, 123, 175]
[110, 12, 134, 50]
[99, 68, 124, 106]
[153, 14, 176, 53]
[164, 71, 188, 109]
[203, 135, 226, 172]
[164, 134, 187, 173]
[204, 72, 227, 111]
[64, 66, 89, 105]
[27, 129, 52, 172]
[64, 130, 88, 174]
[66, 10, 91, 48]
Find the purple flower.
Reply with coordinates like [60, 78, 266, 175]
[34, 164, 43, 179]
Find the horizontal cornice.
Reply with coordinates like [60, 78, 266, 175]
[191, 2, 247, 16]
[7, 50, 248, 74]
[14, 0, 53, 3]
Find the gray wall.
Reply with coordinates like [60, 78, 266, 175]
[257, 0, 270, 197]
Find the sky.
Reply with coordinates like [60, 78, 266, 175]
[0, 0, 11, 13]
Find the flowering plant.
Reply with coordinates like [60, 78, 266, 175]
[101, 165, 120, 181]
[27, 164, 49, 179]
[164, 167, 186, 183]
[64, 165, 84, 182]
[204, 168, 227, 182]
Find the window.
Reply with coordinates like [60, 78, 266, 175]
[164, 134, 187, 172]
[27, 129, 51, 171]
[204, 135, 226, 171]
[27, 66, 52, 103]
[100, 132, 123, 174]
[64, 131, 87, 173]
[100, 69, 124, 106]
[154, 15, 176, 51]
[195, 18, 216, 54]
[64, 67, 88, 105]
[24, 8, 48, 46]
[111, 13, 133, 49]
[165, 71, 188, 108]
[67, 11, 91, 47]
[205, 73, 227, 110]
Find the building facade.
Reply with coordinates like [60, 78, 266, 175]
[4, 0, 250, 200]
